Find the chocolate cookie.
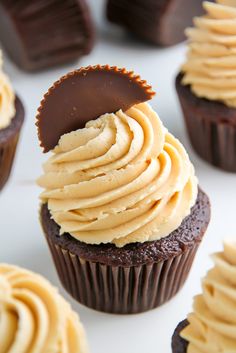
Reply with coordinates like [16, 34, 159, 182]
[0, 0, 94, 71]
[0, 96, 24, 190]
[176, 73, 236, 172]
[106, 0, 206, 46]
[172, 320, 189, 353]
[40, 189, 210, 313]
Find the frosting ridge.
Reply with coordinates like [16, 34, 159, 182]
[0, 52, 15, 129]
[38, 102, 198, 247]
[182, 0, 236, 108]
[0, 264, 88, 353]
[181, 239, 236, 353]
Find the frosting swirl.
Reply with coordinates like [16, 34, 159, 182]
[0, 52, 15, 129]
[182, 0, 236, 108]
[181, 240, 236, 353]
[0, 264, 88, 353]
[38, 102, 198, 247]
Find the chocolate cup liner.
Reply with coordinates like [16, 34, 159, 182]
[0, 132, 20, 190]
[172, 320, 189, 353]
[176, 74, 236, 172]
[45, 233, 199, 314]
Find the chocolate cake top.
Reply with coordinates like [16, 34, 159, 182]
[36, 65, 155, 152]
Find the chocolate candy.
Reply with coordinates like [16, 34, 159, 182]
[0, 0, 94, 71]
[36, 65, 155, 152]
[107, 0, 208, 46]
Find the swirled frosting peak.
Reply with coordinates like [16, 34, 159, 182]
[181, 239, 236, 353]
[0, 52, 15, 129]
[38, 102, 198, 247]
[182, 0, 236, 108]
[0, 264, 89, 353]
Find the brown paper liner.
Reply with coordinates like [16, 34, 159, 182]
[172, 320, 189, 353]
[176, 73, 236, 172]
[0, 133, 20, 190]
[0, 96, 24, 191]
[46, 235, 199, 314]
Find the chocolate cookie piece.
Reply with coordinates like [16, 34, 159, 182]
[172, 320, 189, 353]
[40, 189, 210, 313]
[176, 73, 236, 172]
[106, 0, 206, 46]
[0, 96, 25, 190]
[36, 65, 155, 152]
[0, 0, 94, 71]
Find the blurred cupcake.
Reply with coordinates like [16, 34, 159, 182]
[176, 0, 236, 172]
[0, 263, 89, 353]
[0, 0, 94, 71]
[0, 52, 24, 191]
[107, 0, 206, 46]
[172, 239, 236, 353]
[37, 65, 211, 314]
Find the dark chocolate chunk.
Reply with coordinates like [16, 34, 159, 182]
[36, 65, 155, 152]
[40, 188, 210, 267]
[0, 0, 94, 71]
[172, 320, 189, 353]
[107, 0, 208, 46]
[176, 72, 236, 172]
[0, 96, 25, 190]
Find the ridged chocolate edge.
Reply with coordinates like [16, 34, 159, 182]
[172, 319, 189, 353]
[45, 233, 200, 314]
[176, 73, 236, 172]
[0, 0, 94, 71]
[0, 96, 24, 190]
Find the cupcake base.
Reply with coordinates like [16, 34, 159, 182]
[176, 73, 236, 172]
[172, 320, 189, 353]
[40, 189, 210, 314]
[0, 96, 24, 191]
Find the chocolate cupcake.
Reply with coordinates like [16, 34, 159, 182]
[106, 0, 207, 46]
[176, 1, 236, 172]
[172, 239, 236, 353]
[0, 0, 94, 71]
[0, 263, 89, 352]
[37, 65, 210, 314]
[0, 52, 24, 191]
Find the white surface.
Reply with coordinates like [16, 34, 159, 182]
[0, 1, 236, 352]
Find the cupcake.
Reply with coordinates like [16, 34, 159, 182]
[176, 0, 236, 172]
[0, 52, 24, 191]
[37, 65, 211, 314]
[0, 263, 89, 352]
[106, 0, 207, 46]
[0, 0, 94, 71]
[172, 239, 236, 353]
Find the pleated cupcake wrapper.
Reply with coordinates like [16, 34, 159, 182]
[176, 76, 236, 172]
[0, 132, 20, 191]
[46, 235, 199, 314]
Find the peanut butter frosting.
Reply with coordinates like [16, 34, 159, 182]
[38, 102, 198, 247]
[0, 52, 15, 129]
[182, 0, 236, 108]
[0, 264, 89, 353]
[181, 239, 236, 353]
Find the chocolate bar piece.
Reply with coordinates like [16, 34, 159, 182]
[0, 0, 94, 71]
[107, 0, 207, 46]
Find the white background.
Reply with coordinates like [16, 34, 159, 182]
[0, 1, 236, 352]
